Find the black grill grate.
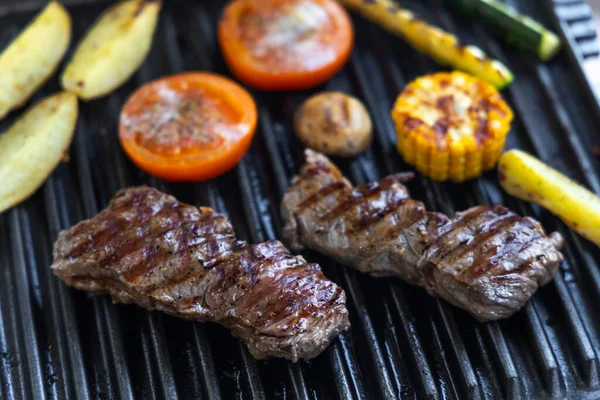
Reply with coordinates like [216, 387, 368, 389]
[1, 0, 600, 399]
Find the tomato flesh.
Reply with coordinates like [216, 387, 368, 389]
[119, 73, 257, 182]
[237, 1, 337, 72]
[219, 0, 354, 90]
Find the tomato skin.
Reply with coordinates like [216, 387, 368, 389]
[119, 72, 257, 182]
[218, 0, 354, 91]
[121, 131, 254, 182]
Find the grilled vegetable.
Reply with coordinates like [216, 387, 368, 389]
[0, 1, 71, 119]
[391, 71, 513, 182]
[337, 0, 514, 89]
[294, 92, 372, 157]
[0, 92, 78, 213]
[498, 150, 600, 246]
[119, 72, 257, 182]
[62, 0, 161, 100]
[219, 0, 354, 91]
[452, 0, 561, 61]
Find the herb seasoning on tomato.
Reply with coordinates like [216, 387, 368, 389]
[119, 72, 257, 182]
[218, 0, 354, 90]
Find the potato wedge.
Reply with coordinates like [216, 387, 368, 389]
[61, 0, 161, 100]
[498, 150, 600, 246]
[0, 92, 78, 213]
[0, 2, 71, 119]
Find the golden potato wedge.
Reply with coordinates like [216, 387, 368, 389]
[498, 149, 600, 246]
[0, 92, 78, 213]
[0, 2, 71, 119]
[61, 0, 161, 100]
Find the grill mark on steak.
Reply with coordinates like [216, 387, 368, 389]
[281, 150, 564, 321]
[52, 186, 349, 361]
[119, 216, 231, 287]
[297, 181, 348, 209]
[322, 175, 403, 222]
[465, 217, 523, 277]
[470, 219, 539, 277]
[352, 196, 410, 233]
[443, 213, 520, 267]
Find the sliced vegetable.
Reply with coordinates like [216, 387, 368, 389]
[498, 150, 600, 247]
[391, 71, 513, 182]
[218, 0, 354, 90]
[62, 0, 161, 100]
[119, 72, 257, 182]
[337, 0, 514, 89]
[294, 92, 372, 157]
[0, 92, 78, 213]
[0, 1, 71, 119]
[452, 0, 561, 61]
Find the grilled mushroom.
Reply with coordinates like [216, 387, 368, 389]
[294, 92, 372, 157]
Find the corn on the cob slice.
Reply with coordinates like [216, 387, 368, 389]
[391, 71, 513, 182]
[337, 0, 514, 89]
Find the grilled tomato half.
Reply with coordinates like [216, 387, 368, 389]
[119, 72, 257, 182]
[391, 71, 513, 182]
[218, 0, 354, 90]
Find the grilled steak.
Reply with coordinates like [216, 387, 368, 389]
[281, 150, 564, 321]
[52, 186, 349, 361]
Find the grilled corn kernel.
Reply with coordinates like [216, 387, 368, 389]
[391, 71, 513, 182]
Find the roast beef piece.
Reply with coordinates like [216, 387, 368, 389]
[52, 186, 349, 361]
[281, 150, 564, 321]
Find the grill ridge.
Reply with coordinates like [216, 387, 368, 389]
[258, 69, 405, 398]
[346, 40, 477, 399]
[477, 19, 600, 389]
[441, 2, 600, 394]
[153, 14, 225, 400]
[1, 215, 29, 399]
[354, 37, 485, 398]
[148, 12, 268, 397]
[44, 178, 92, 400]
[1, 0, 600, 398]
[385, 289, 437, 399]
[9, 209, 46, 399]
[237, 155, 315, 400]
[255, 93, 369, 400]
[72, 112, 135, 400]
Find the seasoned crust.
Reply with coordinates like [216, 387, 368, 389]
[281, 151, 564, 321]
[52, 186, 349, 361]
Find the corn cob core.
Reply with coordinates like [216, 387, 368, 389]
[391, 71, 513, 182]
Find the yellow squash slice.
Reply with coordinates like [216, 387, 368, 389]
[62, 0, 161, 100]
[498, 150, 600, 246]
[391, 71, 513, 182]
[0, 92, 78, 213]
[0, 2, 71, 119]
[338, 0, 514, 89]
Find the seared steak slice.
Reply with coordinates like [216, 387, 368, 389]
[281, 150, 564, 321]
[52, 186, 349, 361]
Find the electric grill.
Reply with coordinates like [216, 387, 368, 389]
[1, 0, 600, 399]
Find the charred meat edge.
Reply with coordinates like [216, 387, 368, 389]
[281, 150, 564, 321]
[52, 186, 350, 361]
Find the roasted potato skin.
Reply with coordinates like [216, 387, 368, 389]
[294, 92, 373, 157]
[0, 92, 78, 213]
[61, 0, 161, 100]
[0, 1, 71, 119]
[498, 150, 600, 246]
